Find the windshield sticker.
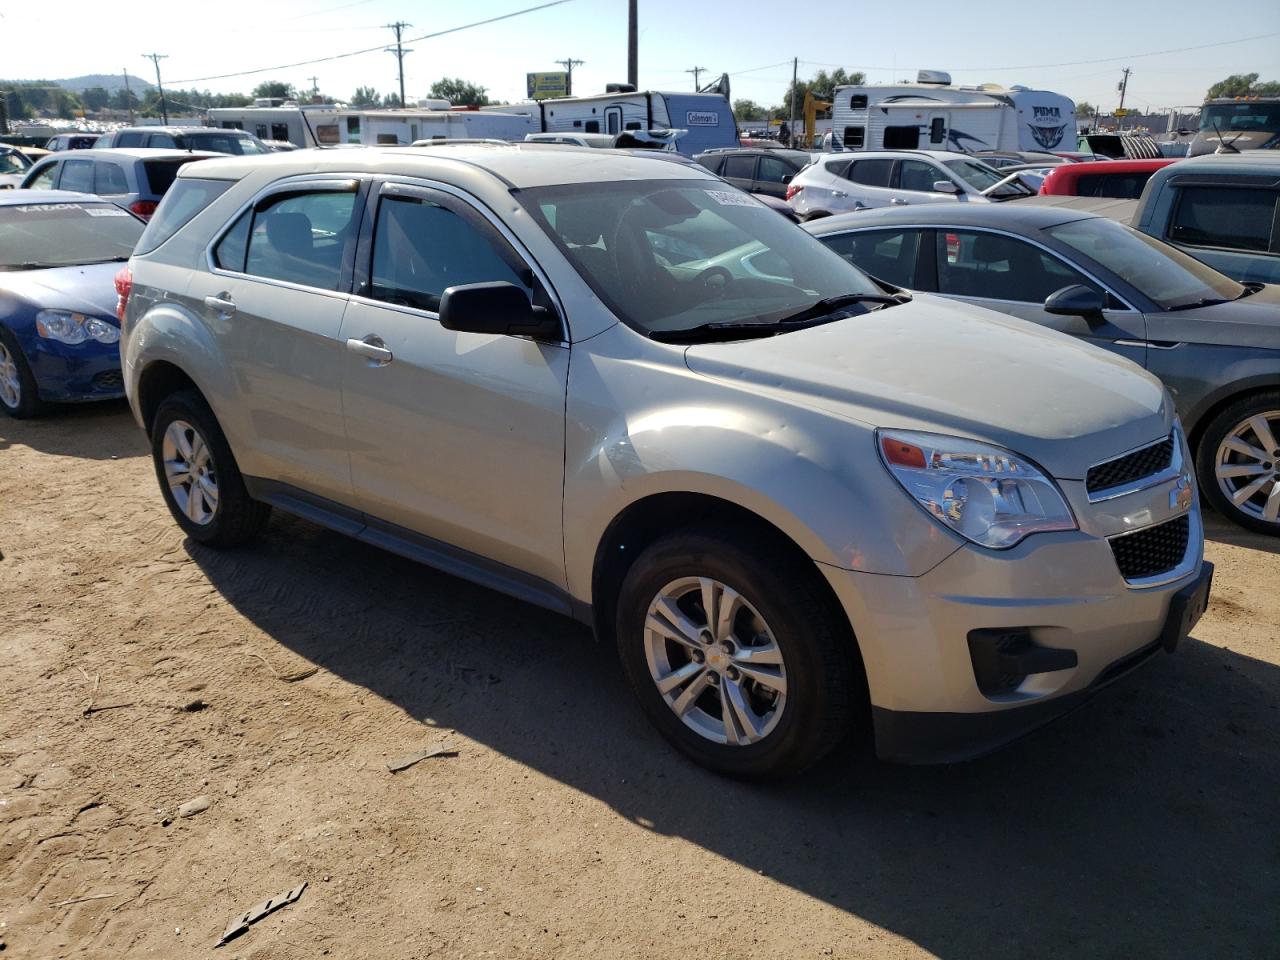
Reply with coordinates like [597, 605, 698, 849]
[84, 207, 131, 217]
[706, 190, 762, 208]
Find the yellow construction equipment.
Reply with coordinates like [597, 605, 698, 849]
[803, 91, 833, 148]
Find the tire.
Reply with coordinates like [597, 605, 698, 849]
[615, 528, 859, 779]
[1195, 391, 1280, 537]
[0, 326, 45, 419]
[150, 389, 271, 547]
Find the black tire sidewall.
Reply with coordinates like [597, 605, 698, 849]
[1195, 392, 1280, 537]
[615, 531, 853, 779]
[0, 325, 42, 419]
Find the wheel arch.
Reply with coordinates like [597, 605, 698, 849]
[136, 359, 203, 434]
[1184, 375, 1280, 457]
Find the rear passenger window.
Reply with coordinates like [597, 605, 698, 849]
[698, 155, 724, 174]
[369, 194, 527, 314]
[1170, 186, 1277, 252]
[114, 132, 145, 147]
[95, 162, 129, 195]
[819, 229, 921, 289]
[758, 156, 794, 184]
[213, 209, 252, 272]
[149, 133, 178, 148]
[722, 155, 756, 180]
[846, 159, 892, 187]
[58, 159, 95, 193]
[242, 189, 359, 290]
[936, 230, 1101, 302]
[26, 162, 57, 190]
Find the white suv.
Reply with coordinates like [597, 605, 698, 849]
[787, 150, 1034, 220]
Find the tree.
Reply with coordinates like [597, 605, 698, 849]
[1076, 101, 1096, 119]
[110, 87, 139, 112]
[1204, 73, 1280, 101]
[781, 68, 865, 116]
[429, 77, 491, 107]
[384, 92, 403, 109]
[82, 86, 111, 112]
[251, 80, 296, 101]
[351, 86, 382, 108]
[733, 98, 769, 121]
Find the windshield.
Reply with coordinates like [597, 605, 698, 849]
[1046, 217, 1244, 310]
[0, 152, 30, 175]
[179, 132, 268, 155]
[0, 201, 143, 269]
[1200, 101, 1280, 133]
[517, 179, 884, 337]
[943, 158, 1029, 199]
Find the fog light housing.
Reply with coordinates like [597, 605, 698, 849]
[967, 628, 1078, 698]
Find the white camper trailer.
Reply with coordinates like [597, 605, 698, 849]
[830, 71, 1075, 154]
[208, 104, 341, 148]
[495, 85, 739, 156]
[209, 104, 534, 148]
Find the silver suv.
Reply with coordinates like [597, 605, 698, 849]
[120, 146, 1212, 778]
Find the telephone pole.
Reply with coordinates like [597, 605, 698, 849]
[627, 0, 638, 88]
[1117, 66, 1131, 127]
[122, 68, 135, 123]
[686, 66, 706, 90]
[143, 53, 169, 124]
[384, 21, 412, 107]
[307, 76, 319, 100]
[788, 56, 799, 140]
[555, 57, 583, 96]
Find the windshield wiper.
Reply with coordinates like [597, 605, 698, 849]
[649, 293, 909, 344]
[1167, 297, 1230, 311]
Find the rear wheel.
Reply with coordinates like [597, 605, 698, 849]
[1196, 392, 1280, 536]
[150, 390, 271, 547]
[615, 528, 859, 779]
[0, 327, 43, 419]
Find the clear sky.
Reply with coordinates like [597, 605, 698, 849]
[4, 0, 1278, 112]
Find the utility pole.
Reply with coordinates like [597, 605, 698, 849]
[307, 76, 319, 100]
[555, 57, 583, 96]
[143, 53, 169, 124]
[627, 0, 637, 89]
[122, 68, 135, 123]
[788, 56, 798, 143]
[384, 21, 412, 108]
[686, 66, 706, 90]
[1116, 67, 1131, 129]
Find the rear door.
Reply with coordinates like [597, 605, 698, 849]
[719, 154, 757, 193]
[817, 226, 925, 290]
[754, 153, 796, 199]
[840, 157, 896, 210]
[1165, 184, 1280, 284]
[56, 158, 95, 194]
[186, 177, 365, 500]
[929, 227, 1147, 366]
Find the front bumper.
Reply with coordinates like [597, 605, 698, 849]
[22, 332, 123, 402]
[822, 473, 1208, 764]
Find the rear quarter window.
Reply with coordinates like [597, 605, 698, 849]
[135, 178, 235, 255]
[141, 159, 203, 197]
[1169, 186, 1278, 252]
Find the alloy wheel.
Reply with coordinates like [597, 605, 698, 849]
[643, 576, 787, 746]
[162, 419, 219, 526]
[0, 342, 21, 410]
[1214, 410, 1280, 525]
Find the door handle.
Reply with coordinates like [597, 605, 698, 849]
[204, 294, 236, 316]
[833, 190, 849, 198]
[346, 335, 393, 366]
[890, 198, 909, 206]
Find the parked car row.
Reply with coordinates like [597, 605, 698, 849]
[3, 140, 1271, 779]
[39, 126, 273, 155]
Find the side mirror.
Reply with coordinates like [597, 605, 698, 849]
[932, 180, 960, 194]
[1044, 284, 1105, 324]
[439, 282, 560, 340]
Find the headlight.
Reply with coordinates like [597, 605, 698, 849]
[35, 310, 120, 345]
[878, 429, 1077, 549]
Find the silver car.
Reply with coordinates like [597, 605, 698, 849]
[119, 146, 1212, 778]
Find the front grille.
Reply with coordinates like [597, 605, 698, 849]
[93, 370, 123, 389]
[1109, 514, 1190, 580]
[1087, 435, 1174, 496]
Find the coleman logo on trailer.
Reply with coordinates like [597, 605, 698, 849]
[686, 111, 719, 126]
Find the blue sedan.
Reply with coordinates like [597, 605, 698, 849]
[0, 190, 144, 417]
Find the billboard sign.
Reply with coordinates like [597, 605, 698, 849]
[527, 72, 569, 100]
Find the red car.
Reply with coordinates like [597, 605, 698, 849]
[1039, 158, 1177, 199]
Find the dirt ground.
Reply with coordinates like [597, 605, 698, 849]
[1, 400, 1277, 960]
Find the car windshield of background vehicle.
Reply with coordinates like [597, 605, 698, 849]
[943, 158, 1030, 199]
[1047, 217, 1245, 310]
[517, 179, 885, 337]
[0, 153, 27, 175]
[1199, 101, 1280, 132]
[0, 202, 143, 269]
[183, 133, 268, 155]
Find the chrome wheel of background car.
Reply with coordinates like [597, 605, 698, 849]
[0, 342, 21, 410]
[162, 419, 219, 526]
[643, 576, 787, 746]
[1214, 410, 1280, 525]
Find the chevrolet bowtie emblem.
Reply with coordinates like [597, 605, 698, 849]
[1171, 475, 1194, 512]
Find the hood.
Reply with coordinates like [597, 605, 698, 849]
[0, 261, 121, 319]
[1150, 283, 1280, 348]
[1189, 131, 1280, 156]
[683, 295, 1170, 480]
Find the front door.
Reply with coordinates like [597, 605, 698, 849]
[930, 228, 1147, 367]
[189, 178, 365, 500]
[338, 182, 570, 588]
[605, 106, 624, 136]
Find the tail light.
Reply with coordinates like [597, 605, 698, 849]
[114, 266, 133, 324]
[129, 199, 158, 220]
[945, 232, 960, 264]
[785, 183, 803, 201]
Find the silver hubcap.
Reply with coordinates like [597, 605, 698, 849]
[644, 577, 787, 746]
[162, 420, 219, 526]
[1215, 411, 1280, 524]
[0, 342, 21, 410]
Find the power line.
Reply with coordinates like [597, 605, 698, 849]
[384, 21, 412, 107]
[169, 0, 574, 86]
[686, 66, 707, 89]
[143, 52, 169, 124]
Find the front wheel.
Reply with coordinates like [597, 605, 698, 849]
[1196, 392, 1280, 536]
[150, 390, 271, 547]
[615, 529, 859, 779]
[0, 326, 44, 419]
